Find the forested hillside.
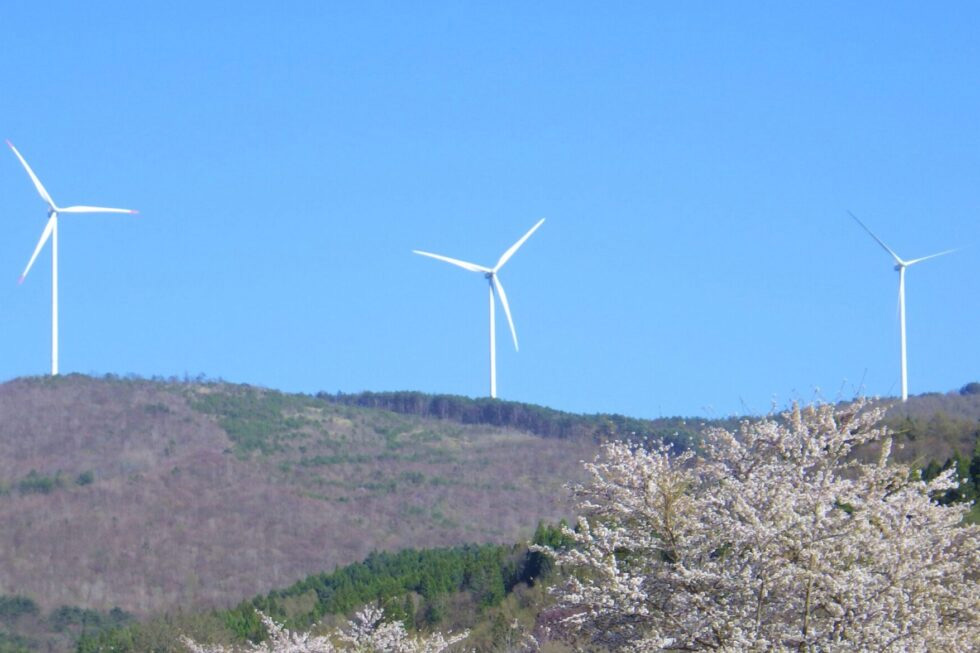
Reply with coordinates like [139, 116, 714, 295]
[74, 524, 571, 653]
[0, 375, 977, 651]
[324, 387, 980, 525]
[881, 383, 980, 461]
[320, 386, 980, 460]
[0, 376, 597, 620]
[318, 391, 709, 449]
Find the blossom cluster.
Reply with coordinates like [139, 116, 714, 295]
[183, 606, 468, 653]
[538, 401, 980, 651]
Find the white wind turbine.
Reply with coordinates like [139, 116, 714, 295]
[7, 141, 138, 375]
[414, 218, 545, 398]
[849, 211, 955, 402]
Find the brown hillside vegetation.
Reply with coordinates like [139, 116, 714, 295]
[882, 387, 980, 463]
[0, 376, 596, 616]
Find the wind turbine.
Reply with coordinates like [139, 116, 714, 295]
[7, 141, 138, 376]
[849, 211, 954, 402]
[414, 218, 545, 399]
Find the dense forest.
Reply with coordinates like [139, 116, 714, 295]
[71, 523, 570, 652]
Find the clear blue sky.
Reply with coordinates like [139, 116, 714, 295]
[1, 2, 977, 418]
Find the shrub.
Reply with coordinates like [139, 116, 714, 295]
[0, 596, 38, 620]
[16, 470, 60, 495]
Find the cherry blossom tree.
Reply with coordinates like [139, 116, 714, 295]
[538, 401, 980, 651]
[183, 606, 468, 653]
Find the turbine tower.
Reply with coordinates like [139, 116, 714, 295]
[414, 219, 545, 398]
[849, 211, 954, 402]
[7, 141, 138, 375]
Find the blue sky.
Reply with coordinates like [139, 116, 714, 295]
[1, 2, 977, 418]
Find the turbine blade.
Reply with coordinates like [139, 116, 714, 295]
[494, 218, 545, 271]
[848, 211, 904, 265]
[59, 205, 138, 214]
[7, 141, 56, 209]
[493, 277, 519, 351]
[412, 250, 491, 273]
[20, 215, 56, 283]
[905, 248, 957, 266]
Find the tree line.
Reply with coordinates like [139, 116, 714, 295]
[317, 390, 705, 449]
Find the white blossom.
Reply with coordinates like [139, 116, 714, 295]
[337, 605, 469, 653]
[537, 401, 980, 652]
[182, 606, 468, 653]
[490, 618, 539, 652]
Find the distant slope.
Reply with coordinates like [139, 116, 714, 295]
[0, 376, 597, 617]
[317, 390, 718, 448]
[1, 375, 975, 625]
[879, 384, 980, 464]
[75, 538, 561, 653]
[890, 383, 980, 422]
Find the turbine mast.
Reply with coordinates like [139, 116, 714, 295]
[489, 281, 497, 399]
[898, 265, 907, 402]
[51, 215, 59, 375]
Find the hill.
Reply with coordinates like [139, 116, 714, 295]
[321, 387, 980, 465]
[880, 383, 980, 462]
[0, 375, 600, 618]
[0, 375, 976, 651]
[316, 390, 707, 447]
[72, 536, 567, 653]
